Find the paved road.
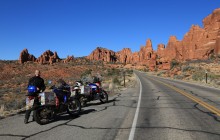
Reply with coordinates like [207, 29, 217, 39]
[133, 71, 220, 140]
[0, 82, 140, 140]
[1, 71, 220, 140]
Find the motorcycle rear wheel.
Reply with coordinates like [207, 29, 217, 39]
[33, 107, 51, 125]
[67, 99, 81, 116]
[79, 96, 87, 107]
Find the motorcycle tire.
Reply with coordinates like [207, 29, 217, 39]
[67, 98, 81, 116]
[100, 90, 108, 103]
[33, 107, 51, 125]
[79, 96, 87, 107]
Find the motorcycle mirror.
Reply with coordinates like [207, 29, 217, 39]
[48, 80, 52, 84]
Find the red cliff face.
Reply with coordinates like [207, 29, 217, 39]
[139, 39, 154, 64]
[37, 50, 60, 64]
[215, 30, 220, 55]
[87, 47, 117, 63]
[19, 49, 36, 64]
[180, 8, 220, 60]
[63, 55, 74, 63]
[116, 48, 132, 64]
[18, 8, 220, 70]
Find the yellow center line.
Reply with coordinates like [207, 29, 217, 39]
[149, 77, 220, 116]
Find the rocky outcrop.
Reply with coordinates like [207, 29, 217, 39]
[37, 50, 60, 64]
[63, 55, 74, 63]
[19, 49, 36, 64]
[155, 8, 220, 70]
[116, 48, 132, 64]
[180, 8, 220, 60]
[215, 30, 220, 55]
[18, 8, 220, 70]
[87, 47, 117, 63]
[139, 39, 154, 64]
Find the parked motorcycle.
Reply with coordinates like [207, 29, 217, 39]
[26, 85, 81, 125]
[72, 81, 108, 107]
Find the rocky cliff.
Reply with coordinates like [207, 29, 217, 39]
[19, 8, 220, 70]
[87, 47, 117, 63]
[87, 8, 220, 70]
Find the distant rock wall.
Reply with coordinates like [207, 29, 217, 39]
[87, 8, 220, 70]
[19, 8, 220, 70]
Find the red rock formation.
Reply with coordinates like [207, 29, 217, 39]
[37, 50, 60, 64]
[215, 30, 220, 55]
[155, 8, 220, 70]
[116, 48, 132, 64]
[139, 39, 153, 63]
[63, 55, 74, 63]
[148, 53, 157, 71]
[180, 8, 220, 60]
[18, 8, 220, 71]
[130, 52, 140, 64]
[87, 47, 117, 63]
[157, 44, 165, 57]
[19, 48, 36, 64]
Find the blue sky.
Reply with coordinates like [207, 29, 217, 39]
[0, 0, 219, 60]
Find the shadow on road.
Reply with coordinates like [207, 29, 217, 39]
[85, 98, 120, 107]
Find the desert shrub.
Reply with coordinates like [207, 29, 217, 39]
[81, 69, 92, 77]
[157, 71, 166, 76]
[125, 69, 133, 75]
[170, 59, 179, 69]
[4, 97, 25, 111]
[208, 74, 220, 81]
[113, 77, 120, 84]
[140, 68, 149, 72]
[174, 75, 184, 80]
[192, 71, 206, 81]
[182, 65, 195, 72]
[107, 68, 120, 76]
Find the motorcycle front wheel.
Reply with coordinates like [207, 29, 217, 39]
[67, 98, 81, 116]
[100, 90, 108, 103]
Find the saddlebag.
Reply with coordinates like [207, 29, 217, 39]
[39, 92, 56, 105]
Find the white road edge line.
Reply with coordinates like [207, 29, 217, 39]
[128, 73, 142, 140]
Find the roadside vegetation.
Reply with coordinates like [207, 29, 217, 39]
[155, 59, 220, 88]
[0, 60, 135, 119]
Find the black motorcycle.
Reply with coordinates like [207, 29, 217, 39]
[26, 85, 81, 125]
[72, 81, 108, 107]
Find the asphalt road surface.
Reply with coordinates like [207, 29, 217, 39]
[1, 71, 220, 140]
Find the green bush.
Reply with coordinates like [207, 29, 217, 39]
[192, 71, 206, 81]
[113, 77, 120, 84]
[81, 69, 92, 77]
[107, 68, 120, 76]
[174, 75, 184, 80]
[182, 66, 195, 72]
[209, 74, 220, 81]
[170, 59, 179, 69]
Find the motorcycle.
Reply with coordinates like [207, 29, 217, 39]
[26, 85, 81, 125]
[72, 81, 108, 107]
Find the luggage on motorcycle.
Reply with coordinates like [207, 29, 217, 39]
[71, 85, 90, 96]
[39, 92, 56, 105]
[26, 97, 35, 110]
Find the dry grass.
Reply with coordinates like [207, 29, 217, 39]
[0, 60, 136, 118]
